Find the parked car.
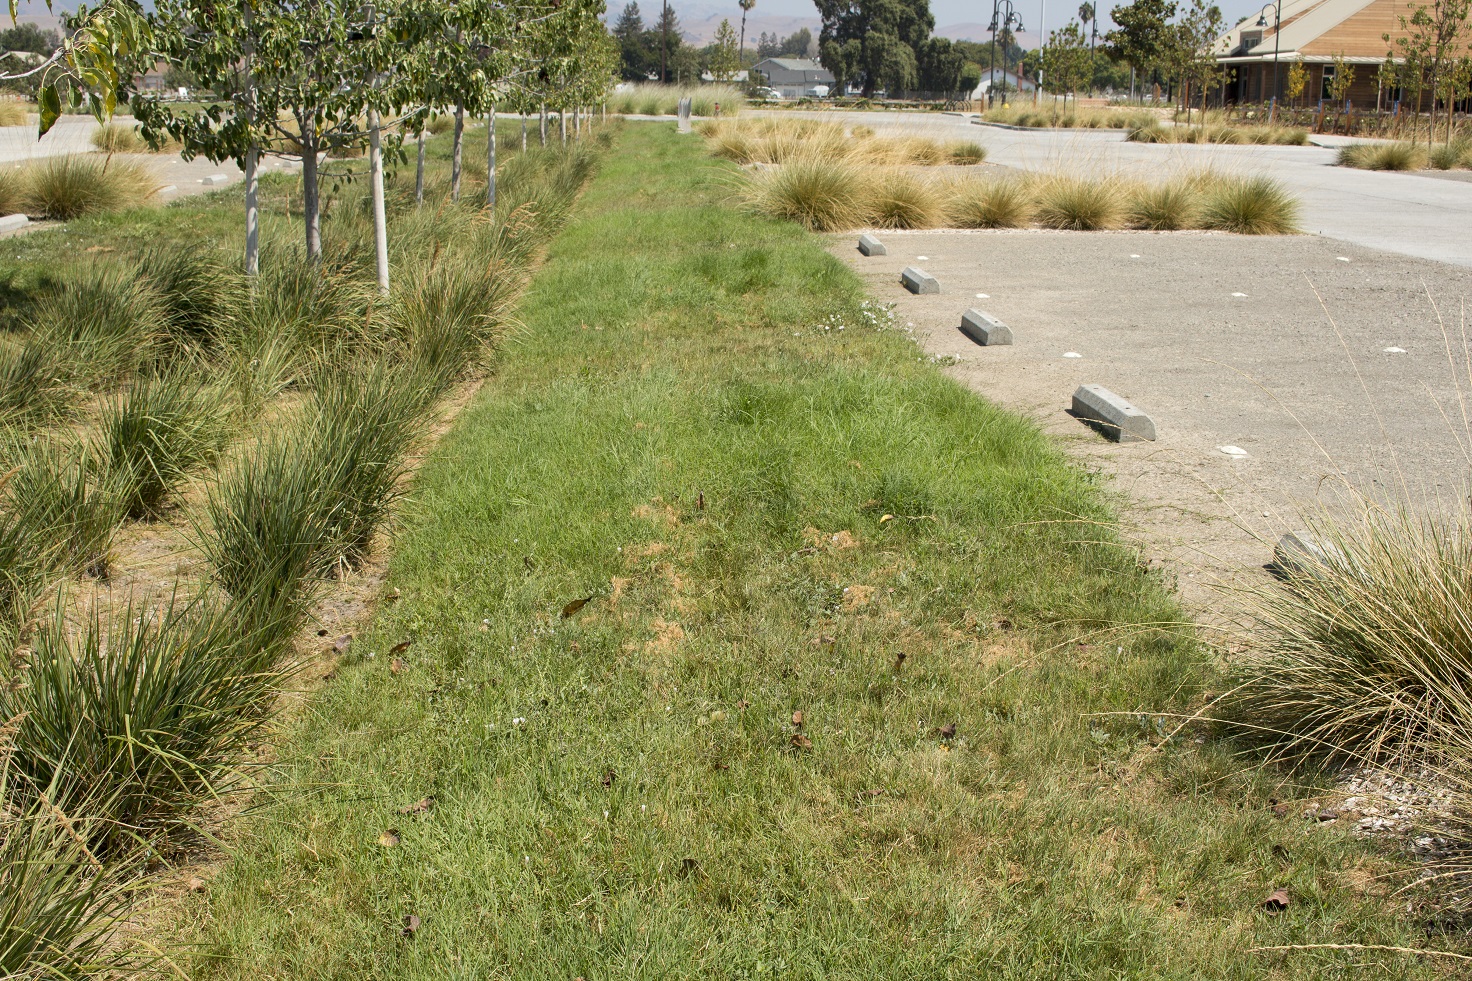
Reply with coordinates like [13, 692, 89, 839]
[804, 84, 830, 98]
[752, 86, 781, 100]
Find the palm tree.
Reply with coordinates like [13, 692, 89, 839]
[739, 0, 756, 66]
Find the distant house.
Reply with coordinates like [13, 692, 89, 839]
[1213, 0, 1457, 107]
[969, 68, 1036, 99]
[750, 57, 834, 98]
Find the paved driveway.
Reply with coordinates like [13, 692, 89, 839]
[757, 109, 1472, 267]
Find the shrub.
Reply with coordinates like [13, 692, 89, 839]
[1338, 141, 1426, 171]
[1428, 138, 1472, 170]
[610, 83, 744, 117]
[1032, 174, 1127, 230]
[1127, 180, 1201, 230]
[744, 157, 868, 232]
[0, 753, 139, 980]
[0, 592, 291, 853]
[308, 362, 436, 570]
[22, 155, 156, 220]
[2, 437, 124, 583]
[97, 372, 229, 518]
[1227, 509, 1472, 762]
[27, 263, 167, 386]
[866, 171, 943, 229]
[134, 245, 243, 350]
[90, 124, 149, 154]
[946, 140, 987, 165]
[1199, 175, 1299, 234]
[942, 176, 1033, 228]
[0, 337, 72, 428]
[0, 165, 25, 214]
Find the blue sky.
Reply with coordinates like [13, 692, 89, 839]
[720, 0, 1264, 36]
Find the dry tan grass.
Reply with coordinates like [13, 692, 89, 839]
[701, 118, 985, 169]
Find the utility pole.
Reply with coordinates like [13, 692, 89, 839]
[661, 0, 668, 82]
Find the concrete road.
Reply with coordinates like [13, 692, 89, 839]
[834, 227, 1472, 611]
[759, 109, 1472, 268]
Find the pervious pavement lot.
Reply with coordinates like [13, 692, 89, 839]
[761, 108, 1472, 268]
[834, 228, 1472, 611]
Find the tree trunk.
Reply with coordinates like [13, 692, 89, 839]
[415, 128, 425, 206]
[245, 145, 259, 278]
[300, 129, 321, 263]
[521, 114, 528, 152]
[559, 109, 567, 145]
[451, 102, 465, 202]
[486, 104, 497, 210]
[368, 108, 389, 295]
[540, 104, 547, 146]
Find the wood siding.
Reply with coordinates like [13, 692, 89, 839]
[1301, 0, 1433, 57]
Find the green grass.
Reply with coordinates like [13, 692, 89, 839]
[176, 123, 1446, 978]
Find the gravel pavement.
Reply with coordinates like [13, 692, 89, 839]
[834, 227, 1472, 612]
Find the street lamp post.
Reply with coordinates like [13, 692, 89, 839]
[1256, 0, 1282, 121]
[988, 0, 1024, 108]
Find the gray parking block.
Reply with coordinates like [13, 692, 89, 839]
[959, 309, 1013, 346]
[900, 266, 939, 294]
[858, 233, 886, 256]
[1071, 384, 1157, 443]
[0, 214, 29, 234]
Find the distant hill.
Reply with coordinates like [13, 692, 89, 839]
[935, 22, 1040, 49]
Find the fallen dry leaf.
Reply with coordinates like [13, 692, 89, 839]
[1260, 887, 1290, 912]
[1271, 802, 1290, 819]
[389, 640, 411, 656]
[791, 711, 804, 728]
[333, 634, 353, 652]
[401, 914, 420, 936]
[893, 651, 907, 672]
[736, 699, 749, 710]
[186, 876, 207, 893]
[601, 769, 615, 789]
[390, 657, 406, 676]
[561, 596, 592, 619]
[385, 587, 401, 603]
[378, 829, 401, 847]
[398, 796, 435, 816]
[790, 733, 813, 750]
[939, 723, 956, 741]
[697, 491, 705, 511]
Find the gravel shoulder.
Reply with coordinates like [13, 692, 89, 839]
[833, 228, 1472, 613]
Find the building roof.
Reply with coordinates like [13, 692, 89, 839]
[754, 58, 826, 72]
[1214, 0, 1415, 64]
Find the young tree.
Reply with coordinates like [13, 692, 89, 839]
[612, 2, 650, 79]
[710, 18, 740, 80]
[1386, 0, 1472, 147]
[1107, 0, 1177, 98]
[1160, 0, 1222, 121]
[1042, 20, 1092, 104]
[1286, 60, 1308, 107]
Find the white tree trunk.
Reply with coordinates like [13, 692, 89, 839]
[245, 146, 259, 277]
[540, 104, 547, 146]
[521, 114, 527, 151]
[451, 102, 465, 202]
[415, 128, 425, 206]
[486, 104, 496, 210]
[559, 109, 566, 145]
[300, 129, 322, 262]
[369, 108, 389, 295]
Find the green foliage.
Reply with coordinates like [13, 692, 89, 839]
[98, 372, 229, 518]
[1042, 20, 1093, 97]
[0, 754, 139, 981]
[26, 262, 167, 387]
[1032, 173, 1127, 229]
[0, 338, 72, 429]
[134, 245, 244, 350]
[816, 0, 935, 96]
[0, 592, 292, 853]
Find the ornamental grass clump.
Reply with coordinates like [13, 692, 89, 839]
[1126, 179, 1202, 230]
[0, 749, 140, 980]
[97, 372, 229, 518]
[1337, 140, 1426, 171]
[866, 171, 943, 229]
[22, 155, 156, 220]
[0, 592, 293, 854]
[134, 246, 244, 350]
[946, 140, 987, 164]
[90, 123, 150, 154]
[27, 263, 168, 386]
[1032, 174, 1127, 230]
[0, 338, 71, 428]
[1428, 138, 1472, 170]
[942, 175, 1033, 228]
[0, 101, 28, 126]
[1227, 508, 1472, 764]
[2, 437, 124, 584]
[743, 157, 868, 232]
[1199, 175, 1299, 234]
[0, 166, 24, 214]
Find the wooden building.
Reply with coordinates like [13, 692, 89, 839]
[1213, 0, 1462, 108]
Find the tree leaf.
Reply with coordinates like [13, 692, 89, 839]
[401, 913, 420, 936]
[37, 84, 61, 137]
[398, 796, 435, 815]
[1260, 887, 1290, 911]
[561, 596, 592, 618]
[378, 829, 401, 847]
